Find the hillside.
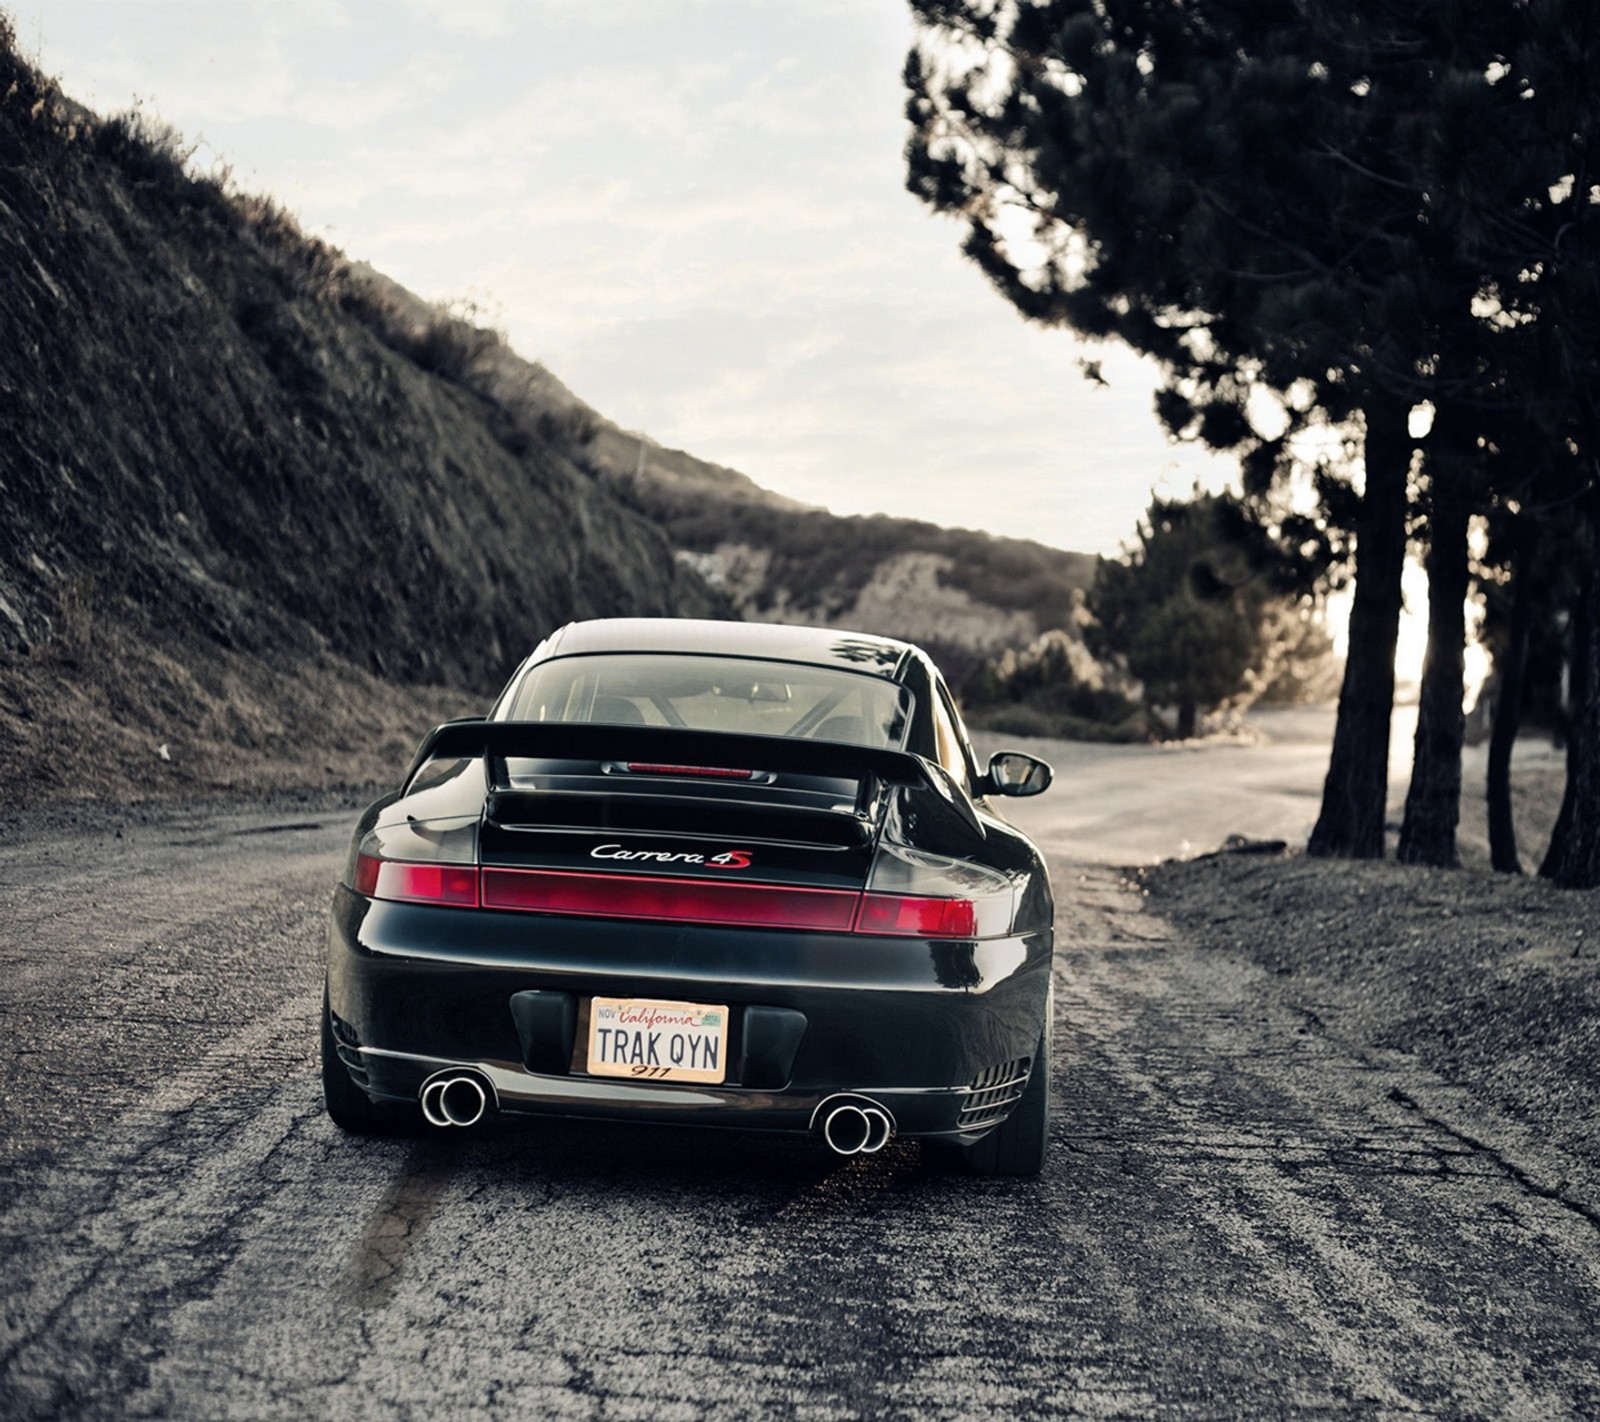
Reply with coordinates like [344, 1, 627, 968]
[0, 30, 721, 805]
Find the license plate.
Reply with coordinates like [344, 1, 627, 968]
[586, 997, 729, 1084]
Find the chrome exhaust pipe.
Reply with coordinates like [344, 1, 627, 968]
[419, 1071, 491, 1128]
[815, 1096, 894, 1156]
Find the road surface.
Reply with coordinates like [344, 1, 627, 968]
[2, 716, 1595, 1419]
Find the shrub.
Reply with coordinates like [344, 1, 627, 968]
[231, 192, 346, 304]
[970, 701, 1150, 744]
[91, 107, 196, 191]
[404, 311, 502, 383]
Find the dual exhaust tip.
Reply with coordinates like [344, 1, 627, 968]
[420, 1074, 893, 1155]
[815, 1095, 894, 1157]
[419, 1070, 493, 1129]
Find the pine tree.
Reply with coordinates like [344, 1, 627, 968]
[907, 1, 1600, 877]
[1085, 491, 1306, 739]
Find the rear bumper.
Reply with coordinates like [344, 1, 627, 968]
[326, 886, 1052, 1139]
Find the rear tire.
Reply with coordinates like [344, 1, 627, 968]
[321, 986, 418, 1135]
[964, 997, 1052, 1178]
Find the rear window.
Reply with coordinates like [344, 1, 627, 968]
[503, 653, 914, 749]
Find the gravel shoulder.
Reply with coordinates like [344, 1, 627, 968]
[1141, 846, 1600, 1192]
[1121, 709, 1599, 1204]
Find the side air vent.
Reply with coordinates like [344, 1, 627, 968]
[956, 1057, 1032, 1130]
[329, 1010, 370, 1085]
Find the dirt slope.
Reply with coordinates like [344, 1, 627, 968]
[0, 30, 720, 805]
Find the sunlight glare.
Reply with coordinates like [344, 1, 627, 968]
[1326, 562, 1491, 712]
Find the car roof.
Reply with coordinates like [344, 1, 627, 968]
[538, 618, 915, 680]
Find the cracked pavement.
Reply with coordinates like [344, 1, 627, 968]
[2, 752, 1598, 1419]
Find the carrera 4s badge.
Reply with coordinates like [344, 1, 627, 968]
[589, 844, 753, 870]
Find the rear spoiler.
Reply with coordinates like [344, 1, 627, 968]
[403, 718, 941, 794]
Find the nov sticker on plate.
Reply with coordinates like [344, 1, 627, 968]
[587, 997, 729, 1084]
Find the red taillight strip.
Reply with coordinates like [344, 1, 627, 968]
[356, 855, 1001, 937]
[856, 892, 979, 938]
[354, 852, 381, 898]
[363, 857, 480, 908]
[482, 867, 859, 931]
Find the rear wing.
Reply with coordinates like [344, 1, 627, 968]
[404, 718, 940, 794]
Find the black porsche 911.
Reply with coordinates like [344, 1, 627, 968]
[323, 617, 1056, 1175]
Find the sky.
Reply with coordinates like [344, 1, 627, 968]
[7, 0, 1234, 558]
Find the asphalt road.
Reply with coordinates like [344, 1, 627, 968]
[976, 704, 1429, 867]
[3, 722, 1597, 1420]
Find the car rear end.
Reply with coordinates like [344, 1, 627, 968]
[325, 717, 1053, 1156]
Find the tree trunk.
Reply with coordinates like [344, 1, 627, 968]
[1176, 698, 1197, 740]
[1540, 495, 1600, 888]
[1309, 395, 1411, 859]
[1398, 448, 1472, 867]
[1487, 521, 1535, 874]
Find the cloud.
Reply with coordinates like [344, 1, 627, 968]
[399, 0, 518, 39]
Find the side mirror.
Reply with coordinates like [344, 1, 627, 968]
[981, 750, 1053, 798]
